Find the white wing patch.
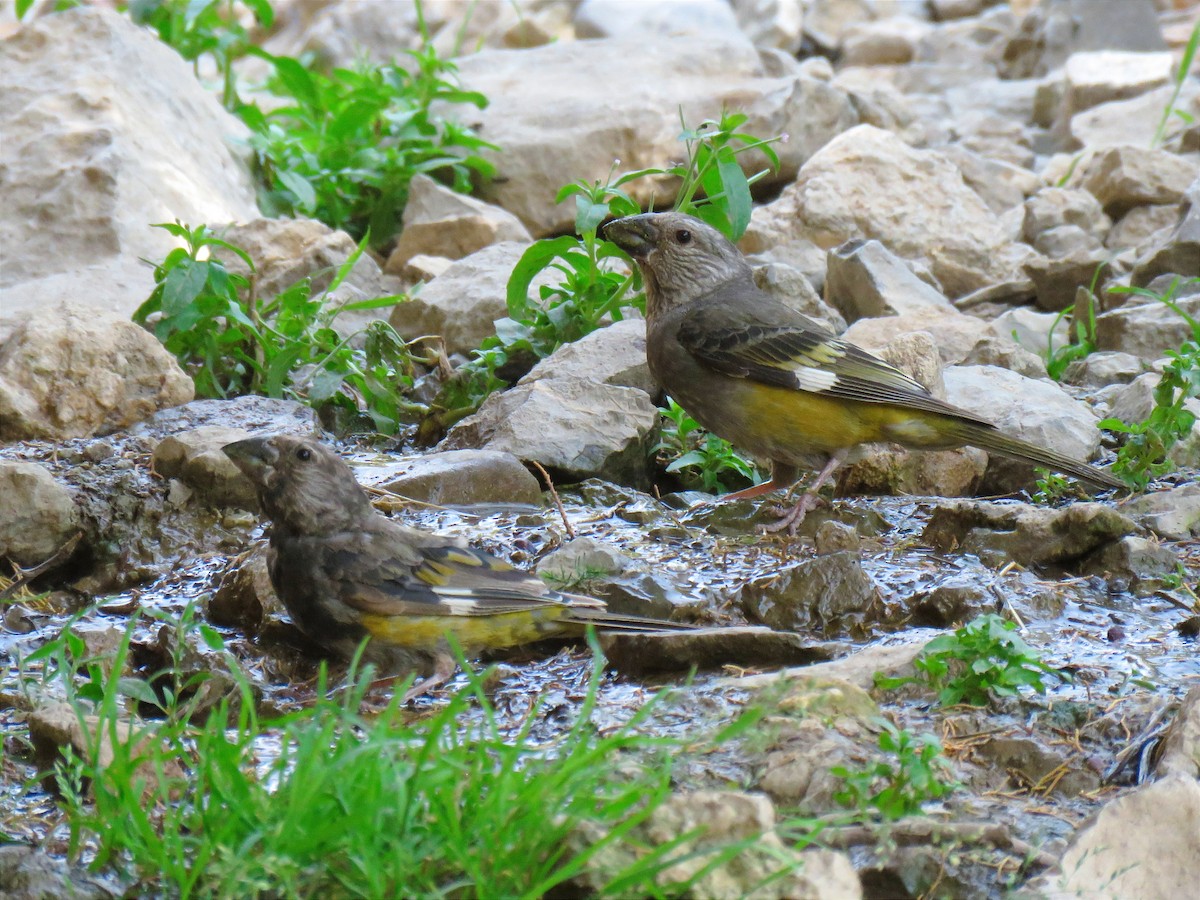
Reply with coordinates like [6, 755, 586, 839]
[790, 365, 839, 393]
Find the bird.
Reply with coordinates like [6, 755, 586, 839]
[223, 434, 692, 699]
[603, 211, 1123, 533]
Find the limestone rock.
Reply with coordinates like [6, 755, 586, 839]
[1155, 685, 1200, 780]
[1069, 83, 1200, 151]
[384, 175, 532, 274]
[442, 376, 658, 488]
[0, 305, 194, 441]
[1022, 187, 1111, 249]
[0, 6, 258, 321]
[388, 242, 553, 356]
[575, 0, 744, 43]
[1000, 0, 1166, 79]
[1123, 485, 1200, 541]
[152, 426, 258, 510]
[1078, 146, 1197, 218]
[824, 239, 952, 323]
[0, 461, 80, 568]
[750, 125, 1017, 297]
[599, 626, 839, 676]
[805, 0, 877, 52]
[1062, 351, 1145, 388]
[1131, 176, 1200, 286]
[1105, 203, 1182, 254]
[842, 307, 990, 366]
[752, 262, 845, 331]
[454, 36, 859, 234]
[841, 16, 930, 66]
[1062, 50, 1174, 117]
[730, 0, 805, 54]
[741, 552, 881, 638]
[1095, 295, 1200, 362]
[371, 449, 542, 507]
[519, 318, 655, 396]
[1083, 535, 1181, 594]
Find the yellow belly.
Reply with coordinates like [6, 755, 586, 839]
[359, 607, 575, 654]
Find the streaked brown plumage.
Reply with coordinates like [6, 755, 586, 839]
[603, 212, 1122, 532]
[223, 435, 690, 696]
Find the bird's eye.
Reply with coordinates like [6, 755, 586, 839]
[296, 447, 312, 461]
[676, 229, 692, 244]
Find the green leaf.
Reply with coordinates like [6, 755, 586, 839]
[277, 170, 318, 213]
[161, 260, 210, 317]
[505, 237, 580, 319]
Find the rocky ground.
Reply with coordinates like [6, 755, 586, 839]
[1, 0, 1199, 897]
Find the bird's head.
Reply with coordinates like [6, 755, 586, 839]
[603, 212, 752, 316]
[223, 435, 373, 536]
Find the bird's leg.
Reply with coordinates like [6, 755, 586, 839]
[400, 653, 457, 704]
[761, 452, 847, 535]
[722, 462, 800, 502]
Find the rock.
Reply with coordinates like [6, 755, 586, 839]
[942, 365, 1106, 491]
[1023, 249, 1110, 311]
[1078, 146, 1197, 218]
[0, 305, 194, 441]
[1131, 176, 1200, 286]
[841, 16, 930, 66]
[536, 535, 700, 619]
[906, 576, 990, 628]
[1105, 203, 1182, 254]
[1102, 372, 1200, 468]
[813, 519, 862, 554]
[1062, 351, 1146, 388]
[208, 545, 285, 633]
[842, 307, 991, 366]
[599, 626, 841, 676]
[0, 461, 80, 567]
[1022, 187, 1111, 249]
[839, 446, 988, 500]
[397, 254, 454, 283]
[988, 306, 1068, 359]
[212, 217, 402, 339]
[442, 376, 658, 488]
[960, 336, 1047, 379]
[455, 36, 858, 234]
[0, 6, 258, 322]
[940, 146, 1041, 215]
[804, 0, 876, 52]
[577, 790, 862, 899]
[519, 318, 655, 396]
[1155, 685, 1200, 780]
[388, 242, 552, 356]
[1000, 0, 1166, 79]
[752, 262, 845, 331]
[824, 239, 952, 323]
[0, 844, 116, 900]
[1061, 51, 1174, 118]
[1026, 774, 1200, 900]
[384, 174, 532, 274]
[1083, 536, 1181, 594]
[1068, 83, 1200, 151]
[930, 0, 984, 20]
[876, 331, 945, 395]
[922, 500, 1135, 567]
[370, 449, 542, 507]
[750, 125, 1017, 297]
[152, 426, 257, 509]
[973, 735, 1100, 796]
[1122, 485, 1200, 540]
[575, 0, 744, 42]
[1095, 295, 1200, 362]
[126, 396, 319, 444]
[730, 0, 805, 54]
[741, 552, 880, 638]
[734, 638, 931, 691]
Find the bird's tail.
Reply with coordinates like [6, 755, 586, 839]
[559, 594, 697, 632]
[945, 421, 1124, 490]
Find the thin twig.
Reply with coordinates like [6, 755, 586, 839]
[0, 532, 83, 601]
[529, 460, 574, 539]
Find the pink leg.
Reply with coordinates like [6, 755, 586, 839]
[723, 462, 800, 502]
[761, 452, 847, 535]
[399, 653, 457, 704]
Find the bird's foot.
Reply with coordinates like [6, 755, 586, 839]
[399, 654, 457, 705]
[759, 491, 825, 535]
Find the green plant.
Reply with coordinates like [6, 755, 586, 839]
[654, 399, 761, 493]
[418, 112, 783, 443]
[1101, 339, 1200, 490]
[832, 719, 956, 821]
[1153, 17, 1200, 148]
[42, 612, 756, 898]
[125, 0, 273, 109]
[1041, 265, 1105, 381]
[133, 221, 427, 433]
[878, 614, 1061, 707]
[244, 45, 497, 246]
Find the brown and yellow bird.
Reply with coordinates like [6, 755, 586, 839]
[223, 435, 691, 698]
[603, 212, 1122, 532]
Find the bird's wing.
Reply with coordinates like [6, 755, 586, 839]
[321, 522, 588, 619]
[675, 290, 994, 426]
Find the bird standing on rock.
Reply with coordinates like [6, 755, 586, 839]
[223, 435, 691, 699]
[603, 212, 1122, 533]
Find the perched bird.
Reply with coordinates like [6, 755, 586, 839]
[223, 435, 690, 698]
[603, 211, 1122, 532]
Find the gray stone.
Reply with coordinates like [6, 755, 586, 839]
[741, 552, 880, 638]
[126, 396, 319, 444]
[825, 239, 952, 323]
[0, 844, 116, 900]
[1000, 0, 1166, 79]
[752, 262, 845, 331]
[907, 577, 990, 628]
[1155, 685, 1200, 780]
[0, 461, 80, 567]
[1131, 176, 1200, 286]
[805, 0, 876, 51]
[0, 305, 194, 441]
[730, 0, 805, 54]
[1123, 484, 1200, 540]
[1022, 187, 1111, 247]
[960, 336, 1048, 379]
[1069, 83, 1200, 152]
[575, 0, 744, 42]
[841, 16, 930, 66]
[384, 174, 532, 274]
[1095, 295, 1200, 362]
[152, 425, 257, 510]
[1105, 204, 1182, 254]
[519, 318, 655, 396]
[442, 376, 659, 488]
[941, 145, 1041, 215]
[839, 445, 988, 500]
[1083, 535, 1181, 594]
[1062, 50, 1174, 117]
[1024, 249, 1110, 312]
[1062, 351, 1146, 387]
[842, 307, 991, 366]
[923, 500, 1134, 567]
[599, 626, 840, 676]
[372, 449, 543, 508]
[1079, 146, 1197, 218]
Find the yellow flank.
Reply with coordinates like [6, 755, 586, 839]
[359, 608, 573, 652]
[737, 382, 953, 459]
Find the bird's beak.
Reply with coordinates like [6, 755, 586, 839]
[223, 437, 278, 482]
[603, 215, 659, 260]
